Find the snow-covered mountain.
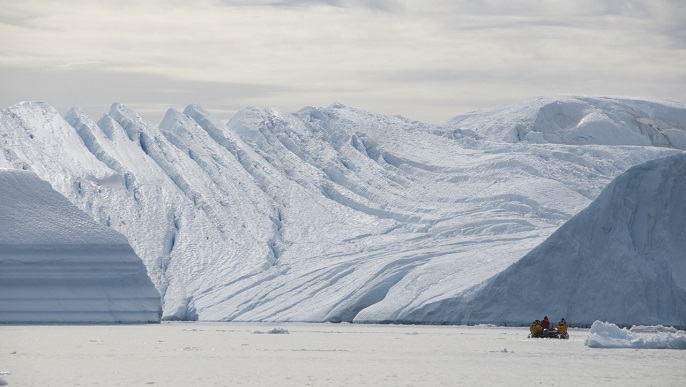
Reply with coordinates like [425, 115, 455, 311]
[0, 96, 684, 326]
[0, 169, 161, 323]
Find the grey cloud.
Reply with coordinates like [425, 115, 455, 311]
[378, 68, 497, 84]
[0, 3, 43, 29]
[218, 0, 404, 11]
[422, 0, 654, 18]
[1, 0, 684, 125]
[0, 67, 295, 124]
[0, 15, 33, 28]
[370, 66, 575, 87]
[419, 0, 686, 51]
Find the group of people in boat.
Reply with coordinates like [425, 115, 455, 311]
[529, 316, 569, 339]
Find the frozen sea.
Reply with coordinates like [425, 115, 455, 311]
[1, 323, 685, 386]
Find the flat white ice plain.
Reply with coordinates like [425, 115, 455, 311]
[1, 323, 685, 386]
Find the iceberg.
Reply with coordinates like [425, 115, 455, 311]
[585, 321, 686, 349]
[0, 169, 161, 323]
[409, 153, 686, 327]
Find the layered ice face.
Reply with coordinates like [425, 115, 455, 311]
[0, 169, 161, 323]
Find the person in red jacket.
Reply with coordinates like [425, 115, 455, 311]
[541, 316, 550, 330]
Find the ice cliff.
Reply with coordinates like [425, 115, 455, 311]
[0, 169, 161, 323]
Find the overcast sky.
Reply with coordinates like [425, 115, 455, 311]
[1, 0, 685, 124]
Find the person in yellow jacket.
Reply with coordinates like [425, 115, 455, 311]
[529, 320, 543, 338]
[557, 318, 569, 339]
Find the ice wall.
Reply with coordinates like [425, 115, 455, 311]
[0, 170, 161, 323]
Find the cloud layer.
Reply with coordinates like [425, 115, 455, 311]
[1, 0, 684, 123]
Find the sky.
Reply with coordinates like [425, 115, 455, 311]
[1, 0, 685, 124]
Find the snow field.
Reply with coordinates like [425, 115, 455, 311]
[1, 323, 685, 387]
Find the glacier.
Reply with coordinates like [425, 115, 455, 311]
[0, 96, 684, 326]
[0, 169, 161, 323]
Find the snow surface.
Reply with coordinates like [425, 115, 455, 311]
[0, 96, 684, 326]
[2, 323, 685, 386]
[585, 321, 686, 349]
[0, 169, 161, 323]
